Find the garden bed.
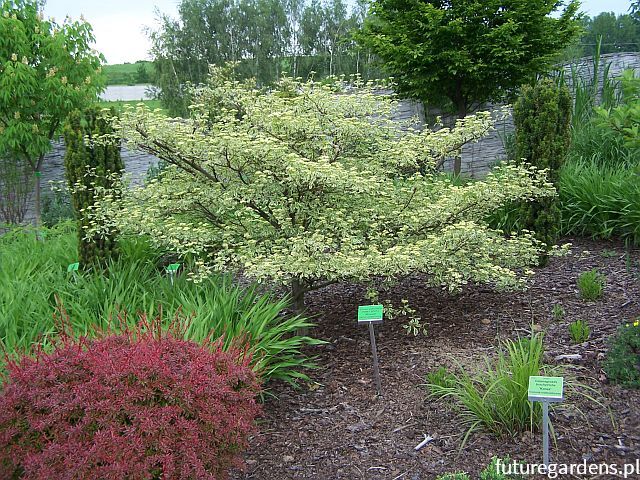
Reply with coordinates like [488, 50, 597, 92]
[236, 237, 640, 479]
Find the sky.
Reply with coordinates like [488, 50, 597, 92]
[43, 0, 636, 65]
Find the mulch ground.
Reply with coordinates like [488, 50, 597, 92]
[234, 238, 640, 479]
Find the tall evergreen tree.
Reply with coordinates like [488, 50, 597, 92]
[63, 107, 123, 269]
[513, 79, 572, 265]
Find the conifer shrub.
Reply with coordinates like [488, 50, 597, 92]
[512, 79, 572, 264]
[63, 107, 124, 269]
[0, 314, 261, 480]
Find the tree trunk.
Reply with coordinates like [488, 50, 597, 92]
[34, 169, 42, 228]
[291, 277, 308, 336]
[453, 80, 467, 175]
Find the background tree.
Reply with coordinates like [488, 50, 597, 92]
[150, 0, 376, 116]
[63, 107, 123, 268]
[0, 0, 104, 225]
[356, 0, 581, 116]
[581, 12, 640, 56]
[92, 70, 556, 331]
[513, 79, 572, 265]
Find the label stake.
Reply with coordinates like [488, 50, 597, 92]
[528, 375, 564, 467]
[166, 263, 181, 286]
[357, 304, 384, 396]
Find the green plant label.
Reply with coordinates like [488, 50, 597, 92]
[67, 262, 79, 273]
[34, 171, 42, 177]
[166, 263, 180, 273]
[528, 376, 564, 402]
[358, 304, 383, 323]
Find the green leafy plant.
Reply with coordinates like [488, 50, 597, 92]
[577, 269, 606, 301]
[568, 319, 591, 344]
[41, 185, 75, 227]
[426, 332, 553, 444]
[552, 304, 565, 321]
[0, 223, 319, 385]
[480, 457, 524, 480]
[436, 457, 524, 480]
[437, 474, 470, 480]
[604, 319, 640, 388]
[0, 0, 104, 225]
[558, 159, 640, 245]
[426, 366, 457, 393]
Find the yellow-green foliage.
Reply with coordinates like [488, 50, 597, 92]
[90, 70, 556, 302]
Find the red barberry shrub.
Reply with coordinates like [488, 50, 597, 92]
[0, 314, 261, 480]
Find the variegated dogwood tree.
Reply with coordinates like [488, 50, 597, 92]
[92, 68, 556, 325]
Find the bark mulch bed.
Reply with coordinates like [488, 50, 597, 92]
[236, 238, 640, 479]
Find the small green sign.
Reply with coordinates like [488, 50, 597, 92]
[528, 376, 564, 401]
[34, 171, 42, 177]
[166, 263, 181, 273]
[67, 262, 79, 273]
[358, 304, 383, 323]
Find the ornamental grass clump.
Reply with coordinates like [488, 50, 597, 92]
[0, 313, 261, 480]
[427, 332, 552, 444]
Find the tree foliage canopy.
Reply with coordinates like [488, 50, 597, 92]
[0, 0, 103, 224]
[0, 0, 103, 168]
[93, 70, 557, 305]
[356, 0, 582, 116]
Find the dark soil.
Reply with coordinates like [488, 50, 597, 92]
[236, 238, 640, 479]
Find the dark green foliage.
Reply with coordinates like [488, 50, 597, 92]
[513, 79, 572, 263]
[63, 107, 123, 268]
[41, 188, 74, 227]
[356, 0, 581, 117]
[604, 320, 640, 388]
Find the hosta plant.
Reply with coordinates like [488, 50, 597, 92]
[0, 312, 261, 480]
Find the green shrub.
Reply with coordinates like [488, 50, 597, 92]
[64, 107, 124, 269]
[568, 319, 591, 344]
[552, 304, 565, 321]
[604, 319, 640, 388]
[577, 269, 606, 300]
[426, 332, 552, 442]
[512, 78, 572, 264]
[0, 223, 318, 385]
